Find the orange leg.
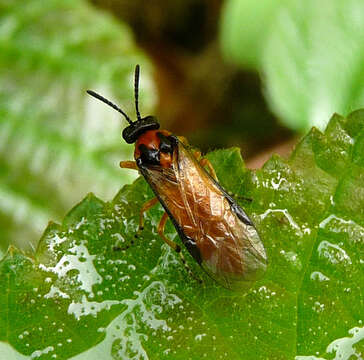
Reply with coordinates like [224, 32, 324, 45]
[192, 152, 251, 202]
[193, 150, 202, 160]
[138, 197, 159, 231]
[113, 197, 159, 252]
[192, 151, 218, 181]
[199, 158, 218, 181]
[178, 136, 189, 146]
[157, 212, 180, 251]
[120, 161, 138, 170]
[157, 212, 202, 284]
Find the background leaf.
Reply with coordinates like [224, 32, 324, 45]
[263, 0, 364, 132]
[0, 0, 155, 252]
[219, 0, 291, 69]
[220, 0, 364, 132]
[0, 110, 363, 359]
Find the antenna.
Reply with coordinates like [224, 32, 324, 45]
[134, 64, 142, 121]
[86, 90, 133, 125]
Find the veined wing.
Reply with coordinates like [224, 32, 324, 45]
[174, 143, 267, 289]
[138, 141, 267, 289]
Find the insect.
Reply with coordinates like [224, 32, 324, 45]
[87, 65, 267, 290]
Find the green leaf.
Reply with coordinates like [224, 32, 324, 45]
[219, 0, 291, 68]
[263, 0, 364, 131]
[0, 0, 155, 252]
[0, 110, 363, 359]
[220, 0, 364, 132]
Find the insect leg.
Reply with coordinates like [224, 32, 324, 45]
[193, 150, 202, 160]
[157, 212, 179, 250]
[120, 161, 138, 170]
[177, 136, 189, 145]
[138, 197, 159, 231]
[192, 150, 218, 181]
[229, 193, 253, 203]
[158, 212, 202, 284]
[194, 151, 251, 201]
[199, 158, 218, 181]
[113, 197, 159, 252]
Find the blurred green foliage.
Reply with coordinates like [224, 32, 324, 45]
[0, 0, 155, 252]
[220, 0, 364, 131]
[0, 1, 363, 358]
[0, 110, 363, 359]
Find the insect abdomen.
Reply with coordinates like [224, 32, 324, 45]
[138, 140, 267, 289]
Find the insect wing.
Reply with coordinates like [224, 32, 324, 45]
[175, 143, 267, 289]
[138, 141, 267, 289]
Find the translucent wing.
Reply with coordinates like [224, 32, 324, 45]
[138, 141, 267, 290]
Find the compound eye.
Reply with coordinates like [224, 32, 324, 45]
[138, 144, 160, 165]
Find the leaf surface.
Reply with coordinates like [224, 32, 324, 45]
[220, 0, 364, 131]
[0, 110, 363, 359]
[0, 0, 154, 251]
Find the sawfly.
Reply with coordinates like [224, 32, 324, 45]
[87, 65, 267, 290]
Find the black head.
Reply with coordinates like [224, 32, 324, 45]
[122, 115, 159, 144]
[86, 65, 160, 144]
